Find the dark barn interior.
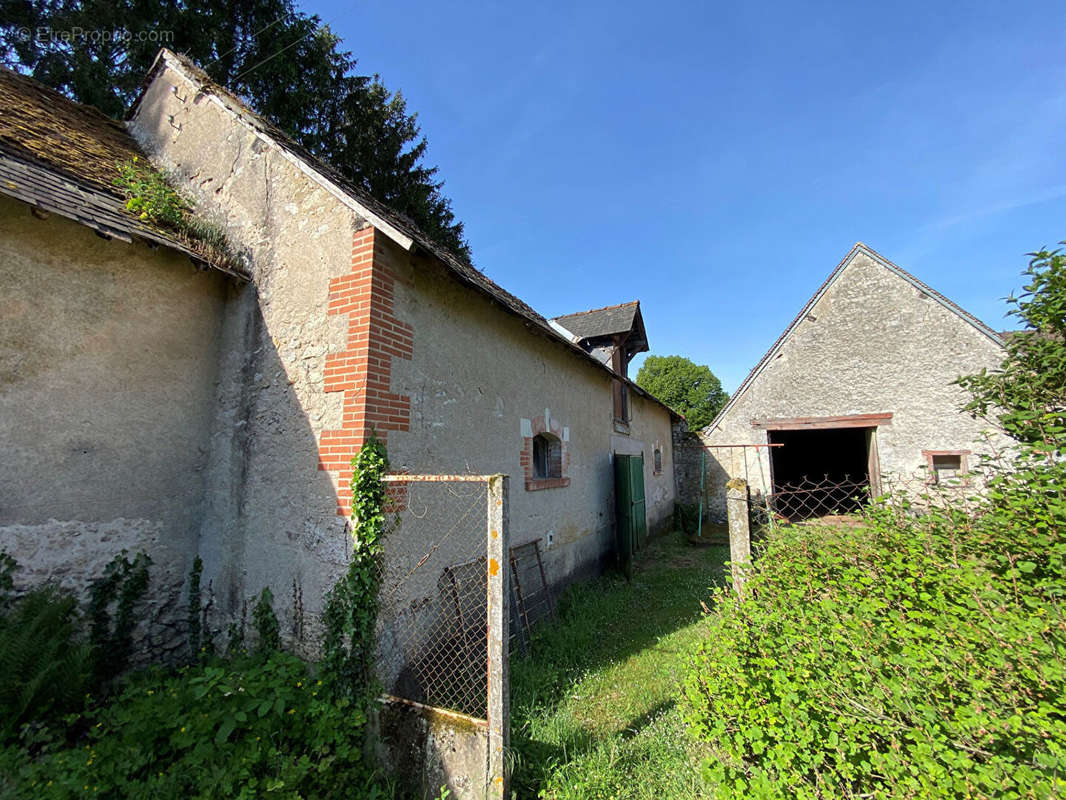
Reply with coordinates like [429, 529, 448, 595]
[768, 427, 871, 519]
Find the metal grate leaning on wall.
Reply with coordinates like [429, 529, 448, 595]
[375, 475, 509, 722]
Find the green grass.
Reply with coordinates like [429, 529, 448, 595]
[511, 532, 729, 799]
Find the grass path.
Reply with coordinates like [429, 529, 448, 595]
[510, 533, 728, 799]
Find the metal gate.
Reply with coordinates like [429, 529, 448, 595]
[614, 453, 647, 578]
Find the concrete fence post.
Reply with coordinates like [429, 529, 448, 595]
[725, 477, 751, 599]
[486, 474, 509, 800]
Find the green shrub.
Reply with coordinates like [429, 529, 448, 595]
[680, 473, 1066, 799]
[5, 651, 386, 799]
[251, 587, 281, 655]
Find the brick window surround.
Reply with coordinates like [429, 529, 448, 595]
[317, 226, 413, 515]
[922, 449, 971, 486]
[521, 412, 570, 491]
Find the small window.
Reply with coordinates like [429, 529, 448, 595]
[931, 454, 961, 483]
[653, 446, 663, 475]
[533, 433, 562, 479]
[923, 450, 970, 485]
[613, 380, 630, 427]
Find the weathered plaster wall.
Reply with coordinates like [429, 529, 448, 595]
[129, 58, 676, 667]
[371, 239, 676, 591]
[703, 251, 1009, 505]
[0, 194, 227, 658]
[130, 63, 360, 655]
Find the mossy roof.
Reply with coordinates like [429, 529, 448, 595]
[0, 67, 246, 278]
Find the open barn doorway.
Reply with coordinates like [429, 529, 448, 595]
[767, 427, 875, 520]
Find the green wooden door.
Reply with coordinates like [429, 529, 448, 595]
[614, 453, 648, 578]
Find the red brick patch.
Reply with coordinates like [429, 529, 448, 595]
[318, 226, 412, 515]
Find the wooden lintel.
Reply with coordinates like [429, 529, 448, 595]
[751, 413, 893, 431]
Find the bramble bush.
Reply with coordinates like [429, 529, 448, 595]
[681, 244, 1066, 799]
[3, 651, 382, 800]
[681, 484, 1066, 799]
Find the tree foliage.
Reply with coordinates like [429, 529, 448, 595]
[635, 355, 728, 430]
[956, 244, 1066, 452]
[0, 0, 471, 261]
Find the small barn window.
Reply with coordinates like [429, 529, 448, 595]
[612, 379, 630, 428]
[923, 450, 970, 485]
[653, 446, 663, 475]
[533, 433, 562, 479]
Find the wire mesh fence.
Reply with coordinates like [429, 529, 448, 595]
[763, 475, 871, 522]
[376, 475, 498, 720]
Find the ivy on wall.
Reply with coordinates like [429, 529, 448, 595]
[322, 433, 389, 698]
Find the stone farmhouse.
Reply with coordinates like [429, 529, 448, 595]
[700, 243, 1011, 520]
[0, 52, 679, 661]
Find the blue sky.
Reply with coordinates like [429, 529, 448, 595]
[311, 1, 1066, 391]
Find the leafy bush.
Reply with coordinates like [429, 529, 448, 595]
[0, 441, 395, 798]
[3, 651, 387, 799]
[681, 463, 1066, 799]
[251, 587, 281, 655]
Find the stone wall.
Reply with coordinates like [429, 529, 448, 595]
[380, 236, 677, 591]
[130, 54, 677, 662]
[0, 193, 229, 660]
[704, 248, 1011, 501]
[130, 57, 362, 657]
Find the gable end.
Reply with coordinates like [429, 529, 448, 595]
[707, 243, 1004, 434]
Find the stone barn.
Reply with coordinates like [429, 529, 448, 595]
[701, 243, 1011, 521]
[1, 52, 679, 671]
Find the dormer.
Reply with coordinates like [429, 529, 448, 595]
[549, 301, 649, 380]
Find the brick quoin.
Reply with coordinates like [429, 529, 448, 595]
[318, 226, 412, 515]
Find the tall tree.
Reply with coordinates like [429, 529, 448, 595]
[636, 355, 729, 430]
[0, 0, 471, 262]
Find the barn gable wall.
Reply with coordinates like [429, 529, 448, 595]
[702, 248, 1010, 516]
